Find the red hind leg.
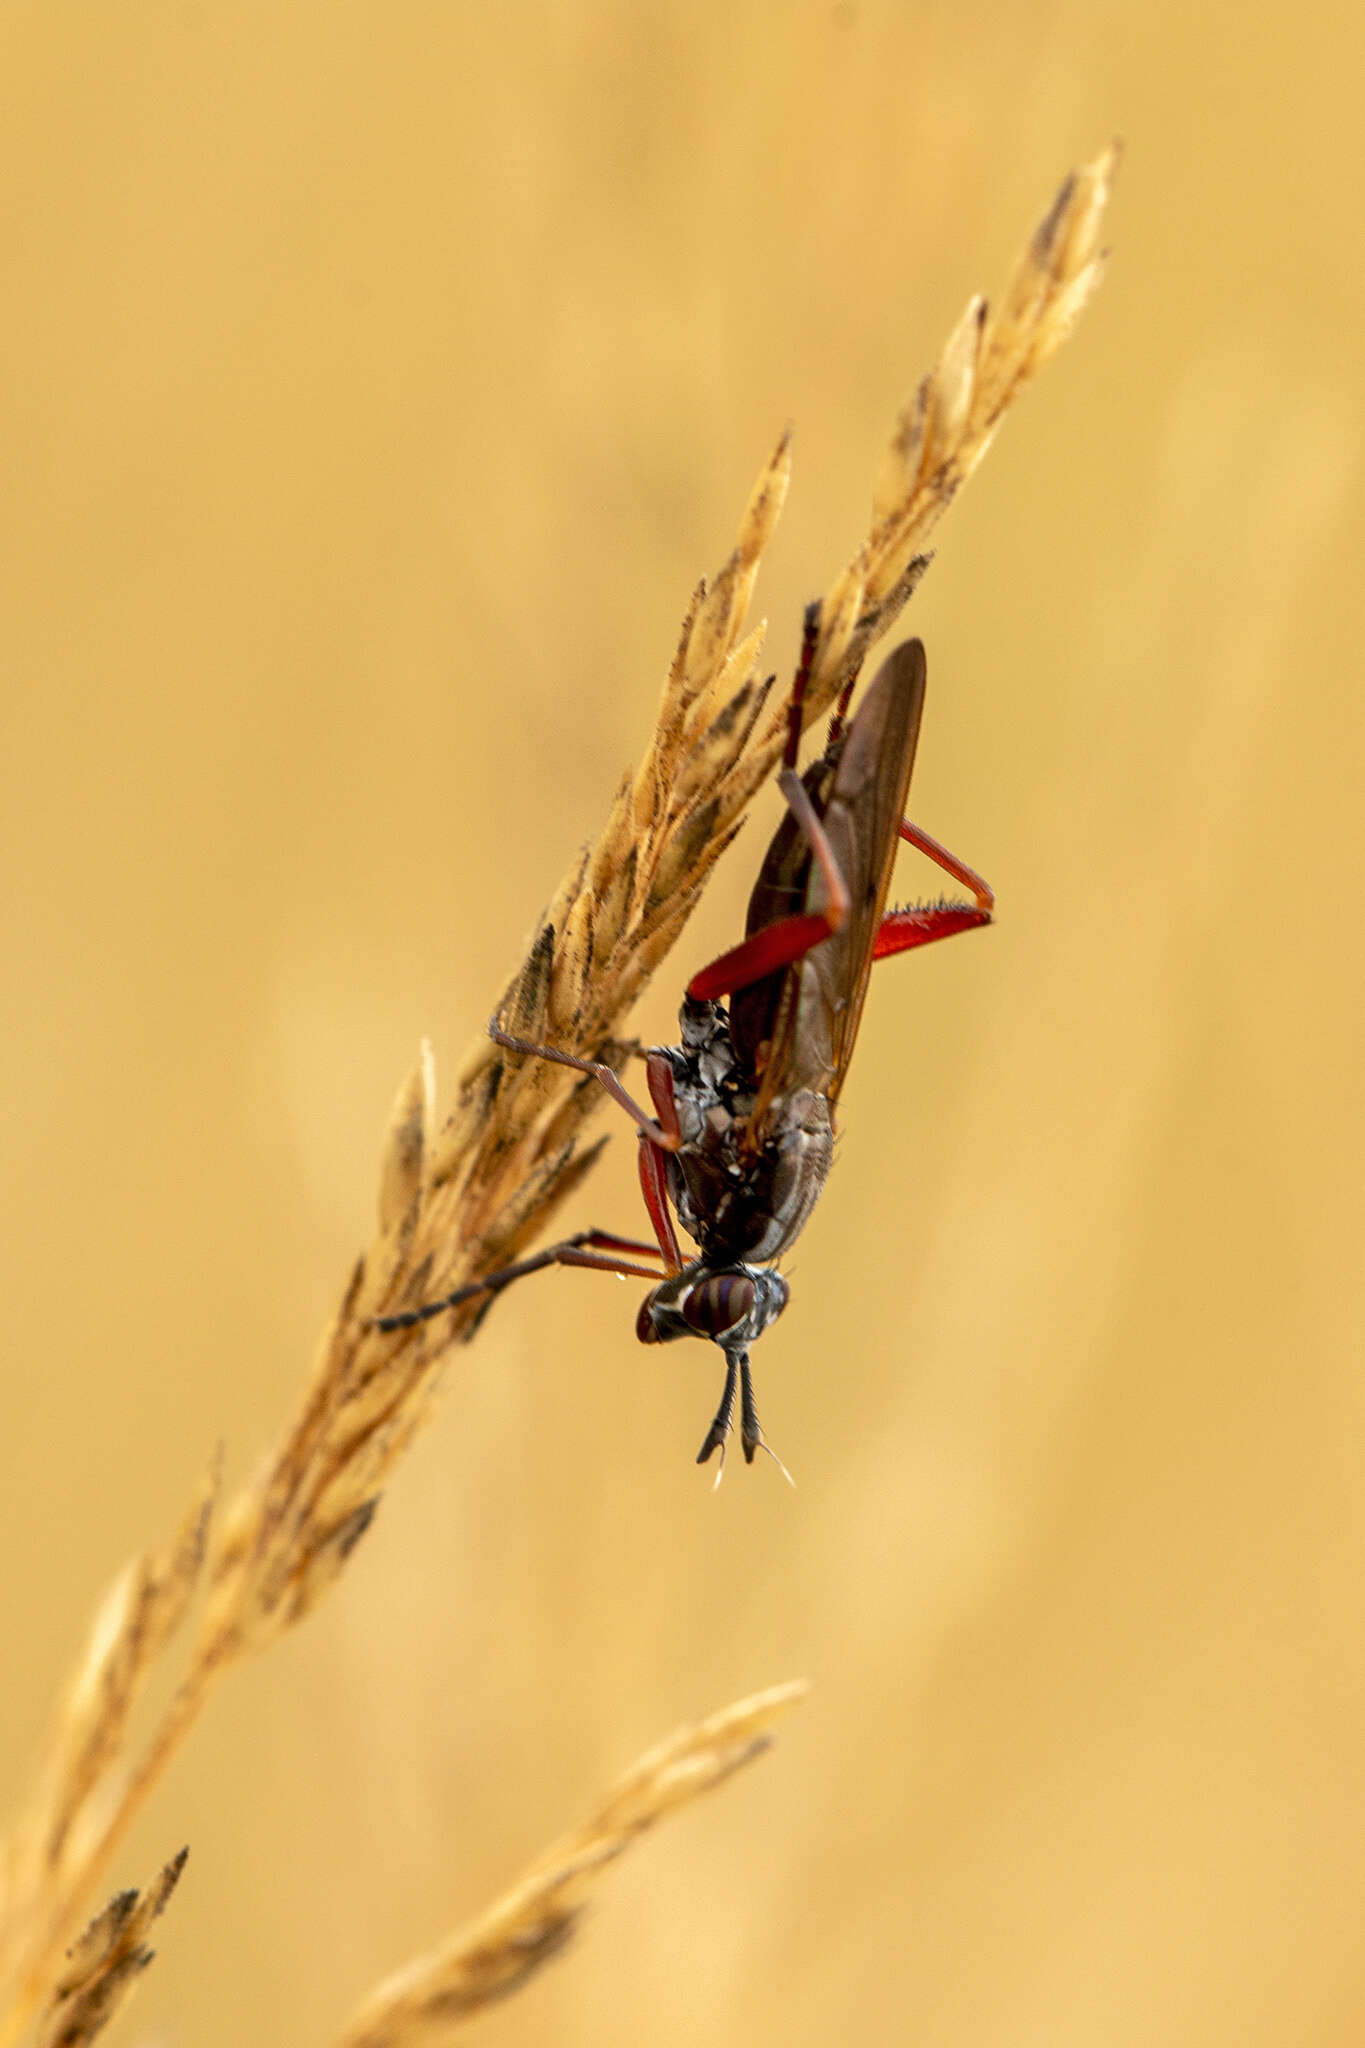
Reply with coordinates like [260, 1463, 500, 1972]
[686, 768, 850, 1001]
[873, 819, 993, 960]
[638, 1054, 686, 1273]
[690, 599, 855, 1004]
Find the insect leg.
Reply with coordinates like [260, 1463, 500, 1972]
[484, 1027, 685, 1281]
[637, 1116, 685, 1274]
[824, 654, 863, 749]
[781, 600, 823, 769]
[686, 769, 851, 1001]
[872, 903, 992, 957]
[490, 1019, 679, 1150]
[738, 1358, 795, 1485]
[695, 1352, 740, 1476]
[373, 1230, 668, 1331]
[872, 820, 994, 961]
[898, 820, 994, 912]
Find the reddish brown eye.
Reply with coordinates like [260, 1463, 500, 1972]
[682, 1273, 756, 1338]
[636, 1293, 663, 1343]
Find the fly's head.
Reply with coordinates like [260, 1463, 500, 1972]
[635, 1261, 789, 1354]
[637, 1262, 794, 1482]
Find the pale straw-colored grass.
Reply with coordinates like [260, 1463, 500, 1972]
[34, 1848, 186, 2048]
[335, 1680, 809, 2045]
[0, 142, 1116, 2046]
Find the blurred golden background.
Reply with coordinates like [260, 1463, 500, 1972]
[3, 4, 1363, 2043]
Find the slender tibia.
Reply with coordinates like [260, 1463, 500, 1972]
[489, 1020, 679, 1150]
[871, 818, 994, 962]
[373, 1230, 666, 1331]
[898, 819, 994, 913]
[782, 600, 823, 770]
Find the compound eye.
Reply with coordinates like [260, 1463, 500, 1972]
[682, 1272, 756, 1339]
[636, 1291, 664, 1344]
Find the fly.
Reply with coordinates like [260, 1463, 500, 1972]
[377, 605, 993, 1477]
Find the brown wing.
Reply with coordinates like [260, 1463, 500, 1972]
[811, 639, 925, 1105]
[727, 639, 926, 1114]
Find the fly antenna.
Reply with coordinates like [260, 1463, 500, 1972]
[739, 1356, 795, 1486]
[696, 1352, 740, 1478]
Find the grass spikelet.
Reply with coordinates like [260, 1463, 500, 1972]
[35, 1848, 186, 2048]
[334, 1680, 809, 2045]
[0, 1469, 214, 2041]
[805, 138, 1120, 711]
[377, 1043, 436, 1246]
[0, 144, 1113, 2044]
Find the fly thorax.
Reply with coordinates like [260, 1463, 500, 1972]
[676, 996, 744, 1095]
[651, 1000, 743, 1151]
